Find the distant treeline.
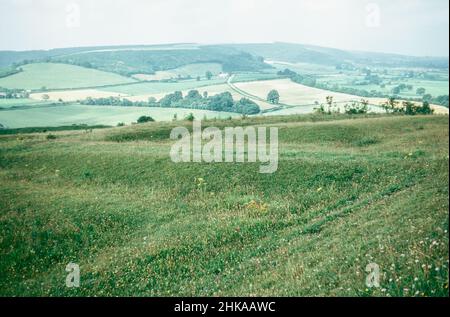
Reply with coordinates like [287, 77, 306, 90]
[81, 90, 261, 115]
[0, 87, 29, 98]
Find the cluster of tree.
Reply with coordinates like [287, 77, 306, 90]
[0, 87, 29, 99]
[277, 69, 317, 87]
[364, 74, 382, 85]
[81, 90, 261, 115]
[165, 90, 260, 115]
[381, 98, 434, 115]
[335, 63, 357, 71]
[416, 87, 426, 95]
[391, 83, 414, 94]
[81, 96, 148, 107]
[431, 95, 449, 108]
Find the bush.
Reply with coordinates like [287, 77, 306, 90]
[382, 98, 434, 115]
[345, 100, 369, 114]
[185, 113, 195, 121]
[137, 116, 155, 124]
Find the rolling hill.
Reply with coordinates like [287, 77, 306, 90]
[0, 114, 448, 296]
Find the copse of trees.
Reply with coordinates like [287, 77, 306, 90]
[432, 95, 449, 107]
[277, 68, 317, 87]
[0, 87, 30, 99]
[81, 89, 261, 115]
[159, 91, 183, 107]
[234, 98, 261, 115]
[416, 87, 426, 95]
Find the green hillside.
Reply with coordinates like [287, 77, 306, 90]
[0, 114, 448, 296]
[0, 63, 135, 90]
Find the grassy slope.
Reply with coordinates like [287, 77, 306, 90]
[0, 63, 135, 90]
[138, 62, 224, 80]
[0, 115, 448, 296]
[0, 104, 239, 128]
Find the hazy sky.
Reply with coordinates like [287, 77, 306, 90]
[0, 0, 448, 56]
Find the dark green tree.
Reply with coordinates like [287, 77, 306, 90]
[137, 116, 155, 123]
[267, 90, 280, 104]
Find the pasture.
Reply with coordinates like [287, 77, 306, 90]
[99, 78, 227, 95]
[0, 99, 52, 109]
[0, 114, 448, 296]
[30, 89, 128, 102]
[0, 63, 136, 90]
[0, 104, 239, 128]
[132, 63, 223, 81]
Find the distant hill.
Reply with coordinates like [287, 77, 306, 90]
[227, 42, 449, 69]
[0, 44, 271, 76]
[0, 43, 448, 77]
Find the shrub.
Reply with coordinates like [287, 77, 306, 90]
[185, 113, 195, 121]
[137, 116, 155, 124]
[345, 100, 369, 114]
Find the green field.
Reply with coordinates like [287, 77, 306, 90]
[0, 99, 53, 109]
[100, 78, 228, 95]
[0, 104, 239, 128]
[0, 114, 448, 296]
[0, 63, 136, 90]
[132, 63, 224, 81]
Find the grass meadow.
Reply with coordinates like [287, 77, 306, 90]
[0, 63, 135, 90]
[0, 104, 239, 128]
[0, 114, 448, 296]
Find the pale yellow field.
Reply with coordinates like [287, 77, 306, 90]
[30, 89, 128, 102]
[126, 83, 277, 110]
[233, 79, 358, 106]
